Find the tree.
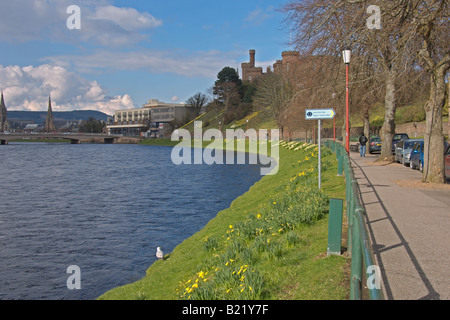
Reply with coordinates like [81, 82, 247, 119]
[414, 0, 449, 183]
[79, 117, 105, 133]
[282, 0, 419, 160]
[212, 67, 243, 124]
[215, 66, 242, 87]
[253, 72, 295, 137]
[186, 92, 210, 117]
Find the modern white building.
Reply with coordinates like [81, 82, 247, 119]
[107, 99, 194, 137]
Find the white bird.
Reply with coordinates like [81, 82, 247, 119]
[156, 247, 164, 260]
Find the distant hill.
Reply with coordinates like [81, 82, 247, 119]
[7, 110, 110, 124]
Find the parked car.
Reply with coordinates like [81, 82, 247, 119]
[445, 145, 450, 179]
[369, 136, 381, 154]
[410, 141, 424, 171]
[392, 133, 409, 153]
[410, 141, 449, 173]
[395, 138, 423, 166]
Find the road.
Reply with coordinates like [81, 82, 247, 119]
[350, 151, 450, 300]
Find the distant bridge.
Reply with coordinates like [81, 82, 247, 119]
[0, 133, 124, 145]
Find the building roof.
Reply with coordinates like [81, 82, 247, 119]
[24, 124, 39, 130]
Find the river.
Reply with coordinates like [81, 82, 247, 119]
[0, 142, 264, 300]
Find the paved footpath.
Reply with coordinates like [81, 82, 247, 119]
[350, 151, 450, 300]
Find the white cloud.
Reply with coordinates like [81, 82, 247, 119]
[44, 49, 240, 78]
[0, 0, 162, 46]
[244, 6, 275, 25]
[0, 64, 135, 115]
[91, 5, 162, 31]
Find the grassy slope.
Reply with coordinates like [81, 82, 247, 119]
[98, 141, 349, 300]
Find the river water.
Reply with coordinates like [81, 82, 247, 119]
[0, 142, 264, 300]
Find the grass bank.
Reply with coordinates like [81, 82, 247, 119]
[99, 140, 349, 300]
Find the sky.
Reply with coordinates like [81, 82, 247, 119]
[0, 0, 292, 116]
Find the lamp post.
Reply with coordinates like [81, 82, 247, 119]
[342, 47, 351, 154]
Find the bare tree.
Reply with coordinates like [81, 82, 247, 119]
[186, 92, 210, 117]
[253, 72, 296, 138]
[282, 0, 420, 161]
[414, 0, 449, 183]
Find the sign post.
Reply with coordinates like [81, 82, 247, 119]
[305, 108, 336, 189]
[318, 119, 321, 189]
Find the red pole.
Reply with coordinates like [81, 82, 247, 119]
[345, 64, 350, 154]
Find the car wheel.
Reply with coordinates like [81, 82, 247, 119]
[410, 161, 415, 170]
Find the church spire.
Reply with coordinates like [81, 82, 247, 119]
[0, 91, 7, 133]
[45, 94, 56, 132]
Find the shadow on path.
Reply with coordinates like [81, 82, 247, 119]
[350, 157, 440, 300]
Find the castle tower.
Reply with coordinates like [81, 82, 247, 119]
[45, 95, 56, 132]
[249, 49, 255, 67]
[241, 49, 263, 82]
[272, 51, 301, 78]
[281, 51, 300, 74]
[0, 92, 7, 133]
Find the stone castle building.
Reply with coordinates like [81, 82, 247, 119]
[241, 49, 301, 83]
[273, 51, 301, 76]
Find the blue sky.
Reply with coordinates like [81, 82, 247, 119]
[0, 0, 291, 115]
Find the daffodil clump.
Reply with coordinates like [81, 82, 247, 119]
[177, 141, 330, 300]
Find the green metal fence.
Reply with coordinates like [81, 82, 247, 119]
[325, 140, 384, 300]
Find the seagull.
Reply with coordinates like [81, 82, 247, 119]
[156, 247, 164, 260]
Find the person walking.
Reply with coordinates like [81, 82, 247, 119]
[359, 132, 368, 157]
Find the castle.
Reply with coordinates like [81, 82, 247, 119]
[241, 49, 301, 83]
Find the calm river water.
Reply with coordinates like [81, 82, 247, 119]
[0, 142, 264, 300]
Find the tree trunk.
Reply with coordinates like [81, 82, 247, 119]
[362, 106, 370, 138]
[379, 67, 397, 161]
[422, 67, 447, 183]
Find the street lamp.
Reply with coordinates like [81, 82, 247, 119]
[342, 47, 351, 154]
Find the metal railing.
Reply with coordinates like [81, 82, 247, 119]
[325, 140, 384, 300]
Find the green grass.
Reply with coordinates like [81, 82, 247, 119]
[98, 140, 349, 300]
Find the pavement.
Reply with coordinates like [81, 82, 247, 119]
[350, 150, 450, 300]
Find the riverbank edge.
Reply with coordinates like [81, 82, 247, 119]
[98, 139, 349, 300]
